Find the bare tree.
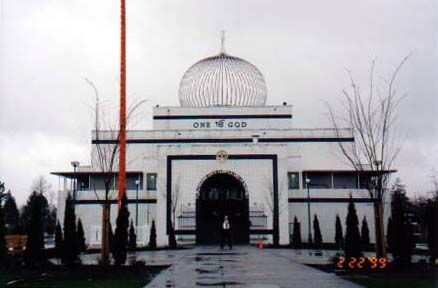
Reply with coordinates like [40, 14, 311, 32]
[30, 176, 57, 235]
[31, 176, 52, 196]
[159, 175, 181, 246]
[327, 56, 409, 257]
[263, 175, 287, 216]
[85, 79, 146, 265]
[263, 175, 286, 246]
[430, 169, 438, 199]
[171, 177, 181, 229]
[0, 180, 5, 203]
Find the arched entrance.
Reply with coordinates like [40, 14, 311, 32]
[196, 171, 249, 245]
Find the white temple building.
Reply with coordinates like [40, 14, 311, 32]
[53, 48, 385, 247]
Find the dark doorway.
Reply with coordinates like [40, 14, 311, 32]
[196, 172, 249, 245]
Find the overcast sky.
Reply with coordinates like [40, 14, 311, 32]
[1, 0, 437, 205]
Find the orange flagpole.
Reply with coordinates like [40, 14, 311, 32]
[118, 0, 127, 207]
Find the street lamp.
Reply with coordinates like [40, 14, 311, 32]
[135, 179, 140, 227]
[71, 161, 80, 210]
[306, 178, 312, 245]
[146, 177, 151, 225]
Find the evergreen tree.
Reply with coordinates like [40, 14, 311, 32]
[313, 214, 323, 249]
[335, 214, 344, 250]
[360, 216, 370, 251]
[426, 199, 438, 264]
[390, 179, 415, 265]
[113, 194, 130, 266]
[21, 191, 49, 236]
[128, 220, 137, 251]
[0, 194, 6, 263]
[3, 191, 20, 234]
[55, 221, 63, 258]
[386, 217, 393, 253]
[344, 197, 362, 258]
[291, 216, 302, 248]
[168, 225, 177, 248]
[149, 220, 157, 248]
[46, 207, 57, 236]
[0, 181, 6, 264]
[108, 222, 115, 256]
[27, 177, 51, 235]
[77, 218, 86, 253]
[62, 193, 79, 265]
[25, 191, 47, 266]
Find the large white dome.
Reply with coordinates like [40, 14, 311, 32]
[179, 52, 267, 107]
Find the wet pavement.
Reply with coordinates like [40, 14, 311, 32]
[144, 246, 362, 288]
[79, 248, 190, 266]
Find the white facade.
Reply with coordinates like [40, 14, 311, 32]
[54, 105, 381, 247]
[53, 50, 383, 248]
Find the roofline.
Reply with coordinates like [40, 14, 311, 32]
[302, 169, 397, 174]
[91, 127, 354, 133]
[51, 171, 143, 178]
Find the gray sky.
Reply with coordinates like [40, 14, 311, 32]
[1, 0, 437, 205]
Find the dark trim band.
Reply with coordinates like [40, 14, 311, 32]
[75, 199, 157, 205]
[92, 137, 354, 145]
[168, 154, 279, 160]
[288, 198, 376, 203]
[174, 229, 274, 235]
[154, 114, 292, 120]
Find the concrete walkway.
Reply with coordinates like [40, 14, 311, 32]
[145, 246, 362, 288]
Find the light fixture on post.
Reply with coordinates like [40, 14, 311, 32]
[305, 177, 312, 245]
[146, 179, 150, 224]
[71, 161, 80, 210]
[135, 179, 140, 227]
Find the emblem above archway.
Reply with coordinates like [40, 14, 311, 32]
[216, 150, 228, 163]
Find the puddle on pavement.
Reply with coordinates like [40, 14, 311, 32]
[195, 280, 241, 286]
[196, 252, 245, 256]
[165, 280, 175, 287]
[196, 267, 221, 274]
[200, 262, 223, 266]
[215, 259, 238, 262]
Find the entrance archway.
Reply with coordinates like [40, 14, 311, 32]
[196, 171, 249, 245]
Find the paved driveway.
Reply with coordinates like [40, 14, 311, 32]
[144, 246, 362, 288]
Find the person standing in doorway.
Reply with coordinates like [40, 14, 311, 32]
[221, 215, 232, 249]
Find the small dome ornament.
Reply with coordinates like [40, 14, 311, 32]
[179, 32, 268, 107]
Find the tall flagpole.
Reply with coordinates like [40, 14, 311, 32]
[118, 0, 127, 207]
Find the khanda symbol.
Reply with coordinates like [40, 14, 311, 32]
[215, 119, 225, 128]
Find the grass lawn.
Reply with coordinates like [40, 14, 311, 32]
[0, 274, 18, 285]
[1, 276, 149, 288]
[306, 262, 437, 288]
[0, 265, 168, 288]
[345, 274, 437, 288]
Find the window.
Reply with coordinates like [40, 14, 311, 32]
[303, 172, 332, 189]
[288, 172, 299, 189]
[146, 173, 157, 190]
[333, 173, 358, 189]
[127, 174, 143, 190]
[359, 174, 373, 189]
[89, 175, 108, 190]
[78, 177, 89, 190]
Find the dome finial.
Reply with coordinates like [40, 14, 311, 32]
[220, 30, 226, 54]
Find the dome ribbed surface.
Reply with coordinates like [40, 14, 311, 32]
[179, 53, 267, 107]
